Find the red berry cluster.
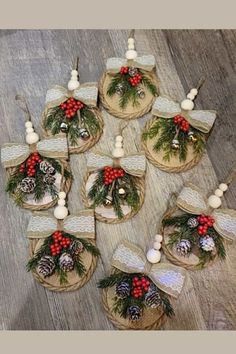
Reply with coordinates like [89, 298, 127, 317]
[103, 166, 125, 185]
[120, 66, 129, 75]
[131, 276, 150, 299]
[50, 231, 71, 256]
[197, 214, 215, 236]
[173, 115, 190, 132]
[19, 152, 42, 177]
[128, 73, 142, 87]
[60, 98, 84, 119]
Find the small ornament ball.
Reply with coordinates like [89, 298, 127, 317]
[190, 88, 198, 96]
[58, 191, 66, 199]
[26, 132, 39, 145]
[214, 189, 223, 197]
[181, 99, 194, 111]
[155, 234, 163, 242]
[153, 241, 161, 250]
[219, 183, 228, 192]
[125, 49, 137, 60]
[68, 80, 80, 91]
[146, 249, 161, 264]
[54, 205, 68, 219]
[208, 195, 222, 209]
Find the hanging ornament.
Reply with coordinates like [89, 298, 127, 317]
[79, 127, 90, 141]
[37, 255, 56, 277]
[118, 187, 126, 198]
[171, 139, 180, 150]
[188, 130, 198, 143]
[60, 122, 69, 133]
[187, 217, 199, 228]
[19, 177, 36, 193]
[199, 236, 215, 252]
[176, 239, 191, 256]
[99, 29, 159, 120]
[98, 240, 186, 330]
[103, 195, 113, 207]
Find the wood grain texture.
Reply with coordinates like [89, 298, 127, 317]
[0, 29, 235, 330]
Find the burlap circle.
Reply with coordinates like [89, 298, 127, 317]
[142, 117, 205, 173]
[41, 107, 104, 154]
[161, 206, 217, 270]
[99, 71, 159, 120]
[6, 159, 72, 211]
[81, 172, 145, 224]
[29, 238, 98, 292]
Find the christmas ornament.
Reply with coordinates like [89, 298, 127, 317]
[98, 240, 186, 330]
[27, 206, 100, 291]
[83, 130, 146, 223]
[42, 57, 103, 154]
[99, 30, 158, 120]
[0, 95, 72, 210]
[162, 170, 236, 269]
[142, 78, 217, 172]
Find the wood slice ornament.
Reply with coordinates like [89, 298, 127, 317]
[27, 193, 99, 292]
[98, 239, 186, 330]
[82, 132, 146, 223]
[42, 58, 103, 154]
[99, 30, 159, 120]
[161, 171, 236, 270]
[0, 96, 72, 211]
[142, 79, 217, 172]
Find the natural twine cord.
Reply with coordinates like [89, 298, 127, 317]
[41, 106, 104, 155]
[98, 70, 159, 120]
[81, 173, 145, 224]
[29, 239, 98, 292]
[142, 117, 204, 173]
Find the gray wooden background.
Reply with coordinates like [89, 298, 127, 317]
[0, 30, 235, 330]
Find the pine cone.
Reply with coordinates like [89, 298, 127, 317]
[176, 239, 191, 256]
[128, 66, 138, 77]
[38, 255, 55, 277]
[59, 253, 74, 272]
[19, 177, 36, 193]
[43, 174, 56, 185]
[69, 240, 84, 256]
[199, 235, 215, 252]
[137, 87, 145, 99]
[145, 290, 161, 308]
[187, 217, 199, 228]
[128, 305, 141, 321]
[115, 281, 130, 299]
[39, 160, 55, 174]
[115, 83, 124, 95]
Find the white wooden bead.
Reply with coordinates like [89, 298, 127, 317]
[115, 141, 123, 148]
[128, 38, 135, 44]
[58, 199, 66, 206]
[58, 191, 66, 199]
[181, 99, 194, 111]
[71, 70, 78, 76]
[125, 50, 137, 60]
[190, 88, 198, 96]
[153, 242, 161, 250]
[155, 234, 163, 242]
[115, 135, 123, 142]
[146, 249, 161, 264]
[54, 205, 68, 220]
[26, 127, 34, 134]
[25, 121, 33, 128]
[112, 148, 124, 158]
[187, 93, 195, 100]
[208, 195, 222, 209]
[219, 183, 228, 192]
[128, 43, 135, 50]
[214, 189, 223, 197]
[26, 132, 39, 145]
[68, 80, 80, 91]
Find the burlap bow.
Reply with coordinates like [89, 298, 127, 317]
[1, 134, 68, 169]
[45, 83, 98, 109]
[112, 240, 186, 298]
[86, 151, 146, 178]
[177, 183, 236, 241]
[27, 209, 95, 240]
[152, 96, 217, 134]
[106, 55, 156, 74]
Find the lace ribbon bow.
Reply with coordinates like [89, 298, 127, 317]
[177, 183, 236, 241]
[112, 240, 186, 298]
[152, 96, 217, 134]
[45, 83, 98, 109]
[86, 151, 146, 178]
[106, 55, 156, 74]
[27, 209, 95, 239]
[1, 135, 68, 169]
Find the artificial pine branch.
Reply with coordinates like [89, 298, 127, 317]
[81, 108, 100, 136]
[160, 294, 175, 317]
[97, 272, 126, 288]
[140, 72, 158, 96]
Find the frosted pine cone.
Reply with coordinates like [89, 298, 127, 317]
[38, 255, 55, 277]
[128, 305, 141, 321]
[187, 217, 199, 228]
[69, 240, 84, 256]
[19, 177, 36, 193]
[128, 67, 138, 77]
[176, 239, 191, 256]
[59, 253, 74, 272]
[39, 160, 55, 174]
[115, 281, 130, 299]
[145, 290, 161, 308]
[199, 235, 215, 252]
[43, 174, 56, 185]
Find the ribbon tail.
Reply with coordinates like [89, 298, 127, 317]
[120, 153, 146, 177]
[37, 135, 68, 160]
[106, 57, 127, 73]
[63, 209, 95, 239]
[176, 183, 208, 215]
[73, 83, 98, 107]
[86, 151, 113, 172]
[151, 96, 181, 118]
[45, 85, 68, 109]
[134, 55, 156, 72]
[1, 143, 30, 168]
[184, 110, 217, 134]
[213, 209, 236, 241]
[27, 212, 57, 239]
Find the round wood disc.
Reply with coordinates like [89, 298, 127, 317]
[143, 117, 204, 173]
[102, 286, 165, 330]
[29, 239, 98, 292]
[99, 71, 159, 120]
